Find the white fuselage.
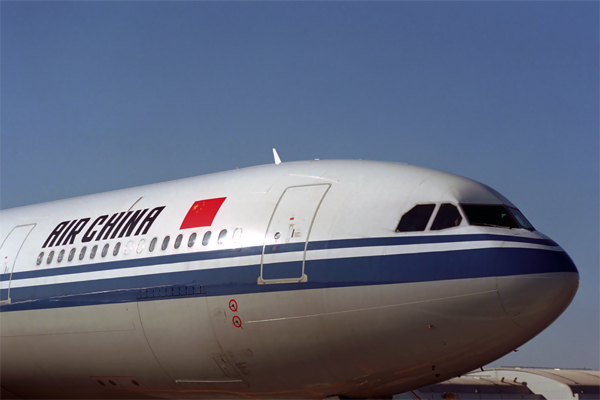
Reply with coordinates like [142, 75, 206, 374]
[0, 160, 579, 399]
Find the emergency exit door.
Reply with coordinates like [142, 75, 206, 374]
[260, 184, 330, 283]
[0, 224, 36, 304]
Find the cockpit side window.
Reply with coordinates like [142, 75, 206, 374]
[507, 206, 535, 231]
[396, 204, 435, 232]
[431, 204, 462, 230]
[460, 204, 518, 229]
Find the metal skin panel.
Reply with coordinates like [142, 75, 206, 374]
[0, 274, 575, 399]
[137, 297, 241, 386]
[1, 301, 135, 336]
[0, 160, 580, 399]
[0, 302, 176, 399]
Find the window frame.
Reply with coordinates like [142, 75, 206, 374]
[217, 229, 228, 245]
[507, 206, 535, 231]
[202, 231, 211, 246]
[101, 244, 109, 258]
[57, 249, 65, 263]
[161, 236, 170, 251]
[396, 204, 436, 233]
[460, 204, 519, 230]
[430, 203, 463, 231]
[36, 252, 44, 266]
[113, 242, 121, 256]
[90, 245, 98, 259]
[79, 246, 87, 260]
[188, 232, 197, 248]
[149, 237, 157, 252]
[174, 234, 183, 249]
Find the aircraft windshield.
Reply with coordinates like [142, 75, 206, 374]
[460, 204, 519, 229]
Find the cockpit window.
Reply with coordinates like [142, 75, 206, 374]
[431, 204, 462, 230]
[396, 204, 435, 232]
[461, 204, 518, 229]
[507, 206, 535, 231]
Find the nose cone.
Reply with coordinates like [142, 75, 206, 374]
[497, 249, 579, 330]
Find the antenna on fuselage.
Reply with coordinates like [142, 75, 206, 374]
[273, 148, 282, 165]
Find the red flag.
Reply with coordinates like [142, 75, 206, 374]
[180, 197, 226, 229]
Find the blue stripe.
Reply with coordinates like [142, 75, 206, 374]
[306, 233, 557, 250]
[264, 242, 305, 254]
[1, 246, 261, 281]
[0, 246, 577, 313]
[1, 234, 557, 282]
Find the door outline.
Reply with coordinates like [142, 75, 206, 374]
[258, 184, 330, 284]
[1, 224, 36, 304]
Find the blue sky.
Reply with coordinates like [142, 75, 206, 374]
[1, 2, 598, 370]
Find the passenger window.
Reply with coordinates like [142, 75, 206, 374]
[431, 204, 463, 230]
[202, 231, 211, 246]
[90, 245, 98, 259]
[79, 246, 87, 260]
[174, 234, 183, 249]
[113, 242, 121, 256]
[137, 240, 145, 254]
[37, 252, 44, 266]
[47, 251, 55, 264]
[161, 236, 170, 251]
[57, 249, 65, 263]
[396, 204, 436, 232]
[149, 237, 157, 252]
[188, 233, 197, 247]
[101, 244, 109, 258]
[124, 241, 133, 255]
[68, 248, 76, 262]
[217, 230, 227, 245]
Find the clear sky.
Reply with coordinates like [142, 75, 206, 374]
[1, 2, 598, 370]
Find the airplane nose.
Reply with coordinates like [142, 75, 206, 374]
[496, 249, 579, 331]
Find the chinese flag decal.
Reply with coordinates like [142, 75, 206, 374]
[180, 197, 226, 229]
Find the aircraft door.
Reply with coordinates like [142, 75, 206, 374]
[0, 224, 36, 304]
[260, 184, 330, 283]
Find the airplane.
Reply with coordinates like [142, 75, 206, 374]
[0, 154, 579, 399]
